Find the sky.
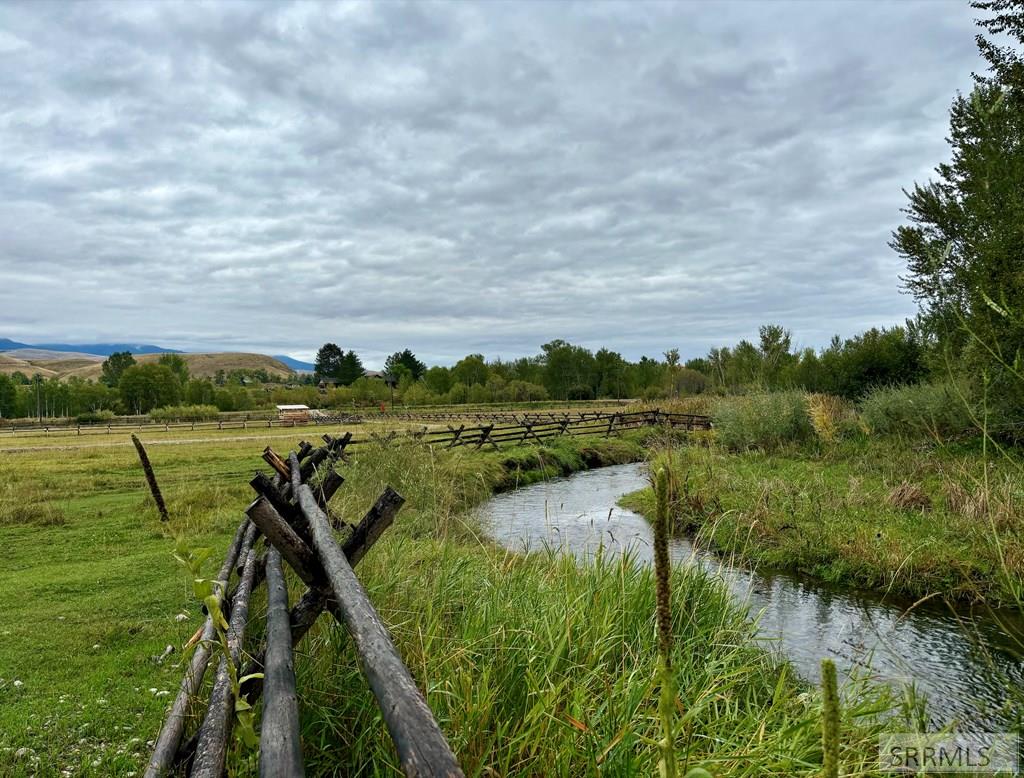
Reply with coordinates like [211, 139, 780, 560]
[0, 1, 986, 368]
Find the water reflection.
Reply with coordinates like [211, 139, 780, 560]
[480, 462, 1023, 731]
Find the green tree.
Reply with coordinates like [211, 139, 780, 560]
[337, 351, 365, 385]
[0, 374, 15, 418]
[158, 353, 190, 384]
[384, 349, 426, 381]
[891, 0, 1024, 419]
[314, 343, 344, 381]
[423, 366, 452, 395]
[451, 354, 489, 386]
[100, 351, 136, 387]
[119, 364, 182, 414]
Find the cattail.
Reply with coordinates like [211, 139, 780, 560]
[653, 466, 673, 666]
[653, 466, 677, 778]
[821, 658, 840, 778]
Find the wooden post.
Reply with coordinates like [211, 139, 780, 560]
[260, 548, 304, 778]
[131, 434, 169, 522]
[445, 424, 464, 449]
[295, 484, 464, 777]
[145, 521, 254, 778]
[190, 546, 261, 778]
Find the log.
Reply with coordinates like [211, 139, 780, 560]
[260, 548, 304, 777]
[238, 486, 405, 704]
[190, 546, 262, 778]
[145, 520, 255, 778]
[295, 483, 463, 777]
[247, 498, 321, 587]
[132, 433, 169, 522]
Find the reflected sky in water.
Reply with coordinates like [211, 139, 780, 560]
[480, 463, 1023, 731]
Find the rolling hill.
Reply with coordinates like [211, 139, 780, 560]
[64, 353, 296, 381]
[0, 351, 297, 381]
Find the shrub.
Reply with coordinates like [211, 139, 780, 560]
[149, 404, 220, 422]
[75, 410, 116, 424]
[711, 391, 813, 450]
[859, 382, 973, 439]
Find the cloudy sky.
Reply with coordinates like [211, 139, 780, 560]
[0, 1, 984, 367]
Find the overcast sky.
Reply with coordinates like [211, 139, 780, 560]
[0, 1, 984, 367]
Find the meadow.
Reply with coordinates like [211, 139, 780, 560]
[0, 416, 909, 776]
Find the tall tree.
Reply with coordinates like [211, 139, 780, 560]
[119, 364, 182, 414]
[0, 374, 15, 418]
[158, 353, 190, 384]
[100, 351, 136, 387]
[384, 349, 426, 381]
[890, 0, 1024, 418]
[314, 343, 344, 382]
[337, 351, 365, 385]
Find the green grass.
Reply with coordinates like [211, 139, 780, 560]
[0, 425, 902, 776]
[620, 436, 1024, 604]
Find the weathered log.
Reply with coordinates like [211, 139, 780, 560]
[295, 483, 463, 777]
[238, 486, 405, 703]
[247, 498, 321, 587]
[260, 548, 304, 777]
[145, 520, 255, 778]
[190, 546, 261, 778]
[132, 433, 169, 521]
[262, 447, 291, 480]
[298, 446, 329, 482]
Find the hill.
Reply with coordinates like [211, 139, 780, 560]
[33, 342, 178, 356]
[0, 353, 57, 378]
[273, 355, 316, 373]
[62, 352, 296, 381]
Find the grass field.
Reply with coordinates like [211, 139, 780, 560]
[0, 420, 907, 776]
[621, 436, 1024, 605]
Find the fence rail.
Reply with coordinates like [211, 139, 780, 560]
[144, 408, 708, 775]
[146, 433, 463, 777]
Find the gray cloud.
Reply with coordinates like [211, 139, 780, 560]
[0, 0, 982, 367]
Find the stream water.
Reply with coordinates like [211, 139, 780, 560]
[478, 462, 1023, 731]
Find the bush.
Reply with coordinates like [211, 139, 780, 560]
[75, 410, 116, 424]
[712, 391, 813, 450]
[859, 382, 973, 439]
[149, 404, 220, 422]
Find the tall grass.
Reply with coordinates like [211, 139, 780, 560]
[291, 540, 893, 776]
[859, 382, 973, 440]
[711, 391, 813, 451]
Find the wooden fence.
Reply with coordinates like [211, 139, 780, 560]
[145, 433, 463, 777]
[143, 409, 709, 775]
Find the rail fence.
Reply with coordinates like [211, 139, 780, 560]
[146, 433, 463, 777]
[143, 409, 709, 775]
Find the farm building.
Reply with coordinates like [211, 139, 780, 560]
[276, 404, 311, 423]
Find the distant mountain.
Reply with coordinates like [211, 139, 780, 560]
[0, 338, 31, 350]
[274, 355, 316, 373]
[33, 342, 178, 356]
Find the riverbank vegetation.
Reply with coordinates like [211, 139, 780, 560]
[621, 383, 1024, 605]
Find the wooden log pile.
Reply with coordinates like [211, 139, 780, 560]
[145, 433, 463, 778]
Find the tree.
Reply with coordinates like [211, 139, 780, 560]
[451, 354, 489, 386]
[314, 343, 364, 386]
[158, 353, 190, 384]
[119, 364, 181, 414]
[423, 366, 452, 395]
[891, 0, 1024, 418]
[314, 343, 344, 381]
[540, 340, 595, 400]
[384, 349, 426, 381]
[0, 374, 15, 418]
[758, 324, 794, 386]
[337, 351, 365, 385]
[101, 351, 136, 387]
